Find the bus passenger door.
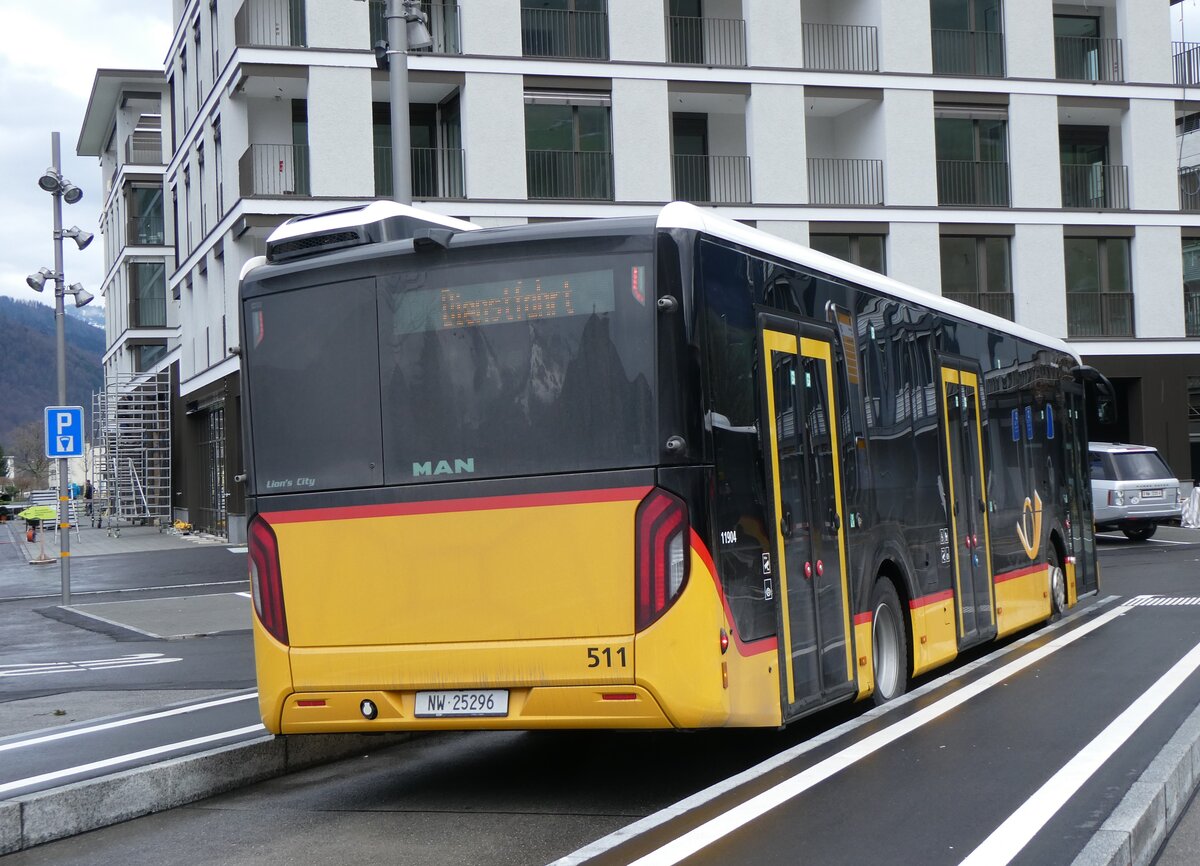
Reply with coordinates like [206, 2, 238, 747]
[1062, 383, 1097, 596]
[760, 318, 856, 718]
[940, 364, 997, 646]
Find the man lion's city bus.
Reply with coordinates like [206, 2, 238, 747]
[239, 201, 1109, 734]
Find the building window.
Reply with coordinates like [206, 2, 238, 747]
[130, 262, 168, 328]
[1065, 236, 1133, 337]
[128, 185, 165, 246]
[940, 235, 1013, 319]
[935, 108, 1010, 206]
[810, 234, 886, 274]
[930, 0, 1005, 77]
[524, 91, 613, 200]
[520, 0, 608, 60]
[213, 117, 224, 219]
[1053, 14, 1122, 82]
[1185, 238, 1200, 338]
[133, 343, 168, 372]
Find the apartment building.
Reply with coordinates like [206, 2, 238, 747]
[79, 0, 1200, 539]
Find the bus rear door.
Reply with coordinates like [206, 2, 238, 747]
[759, 316, 857, 719]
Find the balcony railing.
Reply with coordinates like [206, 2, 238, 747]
[807, 158, 884, 206]
[235, 0, 306, 48]
[672, 154, 751, 204]
[1061, 164, 1129, 210]
[131, 296, 168, 329]
[521, 8, 607, 59]
[931, 29, 1005, 77]
[1174, 42, 1200, 86]
[526, 150, 613, 200]
[1067, 293, 1134, 338]
[239, 144, 310, 196]
[944, 292, 1014, 321]
[374, 146, 465, 199]
[368, 2, 461, 54]
[128, 214, 166, 246]
[125, 134, 163, 166]
[936, 160, 1010, 207]
[801, 23, 878, 72]
[667, 16, 747, 67]
[1181, 167, 1200, 212]
[1187, 293, 1200, 338]
[1054, 36, 1123, 82]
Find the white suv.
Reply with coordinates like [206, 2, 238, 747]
[1089, 442, 1184, 541]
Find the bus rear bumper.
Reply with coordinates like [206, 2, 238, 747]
[277, 685, 675, 733]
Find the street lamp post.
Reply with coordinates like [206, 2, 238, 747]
[27, 131, 92, 605]
[384, 0, 433, 204]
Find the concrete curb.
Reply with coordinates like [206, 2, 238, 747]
[0, 731, 410, 854]
[1073, 701, 1200, 866]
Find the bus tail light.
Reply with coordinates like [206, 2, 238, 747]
[635, 488, 690, 631]
[248, 516, 289, 645]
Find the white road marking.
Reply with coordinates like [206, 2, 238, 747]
[0, 653, 182, 678]
[1096, 534, 1197, 546]
[959, 636, 1200, 865]
[0, 725, 268, 796]
[234, 591, 252, 598]
[0, 691, 258, 753]
[1, 579, 248, 603]
[227, 546, 248, 553]
[551, 596, 1125, 866]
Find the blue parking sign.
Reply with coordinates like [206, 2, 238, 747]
[45, 406, 85, 458]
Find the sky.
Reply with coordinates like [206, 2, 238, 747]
[0, 0, 172, 312]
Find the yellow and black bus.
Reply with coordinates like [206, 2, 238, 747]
[239, 201, 1109, 734]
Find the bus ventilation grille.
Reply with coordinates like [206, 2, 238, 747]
[267, 230, 364, 263]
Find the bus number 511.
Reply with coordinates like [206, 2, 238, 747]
[587, 646, 627, 668]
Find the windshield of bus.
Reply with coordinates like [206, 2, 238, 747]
[244, 232, 657, 492]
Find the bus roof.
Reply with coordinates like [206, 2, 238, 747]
[657, 202, 1080, 363]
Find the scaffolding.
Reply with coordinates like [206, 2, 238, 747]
[91, 371, 172, 533]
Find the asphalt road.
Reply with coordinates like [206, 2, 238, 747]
[3, 530, 1199, 866]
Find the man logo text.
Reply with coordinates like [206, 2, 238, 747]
[413, 459, 475, 477]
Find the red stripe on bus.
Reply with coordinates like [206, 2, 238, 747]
[910, 589, 954, 609]
[995, 564, 1046, 583]
[853, 611, 872, 625]
[690, 530, 778, 657]
[261, 486, 654, 524]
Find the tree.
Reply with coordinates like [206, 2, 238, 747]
[10, 422, 50, 492]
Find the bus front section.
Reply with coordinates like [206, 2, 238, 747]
[241, 207, 770, 733]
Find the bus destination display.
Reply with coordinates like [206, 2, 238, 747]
[393, 268, 617, 334]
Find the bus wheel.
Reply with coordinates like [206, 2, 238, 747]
[871, 578, 909, 706]
[1048, 549, 1067, 622]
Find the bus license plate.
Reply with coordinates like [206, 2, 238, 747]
[414, 689, 509, 718]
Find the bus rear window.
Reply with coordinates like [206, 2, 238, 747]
[378, 237, 656, 484]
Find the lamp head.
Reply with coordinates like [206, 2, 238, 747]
[72, 287, 95, 308]
[403, 0, 433, 49]
[61, 182, 83, 205]
[26, 267, 52, 292]
[38, 168, 61, 193]
[63, 226, 94, 250]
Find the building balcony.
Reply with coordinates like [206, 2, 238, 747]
[131, 296, 168, 329]
[369, 2, 461, 55]
[936, 160, 1010, 207]
[671, 154, 751, 204]
[1055, 36, 1123, 82]
[1187, 293, 1200, 338]
[127, 215, 166, 247]
[667, 16, 746, 67]
[944, 291, 1014, 321]
[1067, 293, 1134, 338]
[374, 146, 465, 199]
[235, 0, 306, 48]
[1061, 164, 1128, 210]
[526, 150, 613, 200]
[521, 8, 607, 60]
[124, 134, 163, 166]
[1174, 42, 1200, 85]
[807, 158, 884, 206]
[801, 23, 878, 72]
[1181, 167, 1200, 212]
[931, 29, 1005, 77]
[239, 144, 310, 197]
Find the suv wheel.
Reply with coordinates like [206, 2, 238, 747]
[1122, 525, 1157, 542]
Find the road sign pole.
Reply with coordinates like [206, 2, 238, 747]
[49, 133, 70, 607]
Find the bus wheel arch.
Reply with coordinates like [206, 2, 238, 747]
[1047, 532, 1067, 621]
[870, 561, 912, 706]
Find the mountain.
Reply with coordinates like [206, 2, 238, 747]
[0, 297, 106, 449]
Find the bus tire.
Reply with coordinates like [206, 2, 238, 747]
[870, 578, 909, 706]
[1048, 547, 1067, 622]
